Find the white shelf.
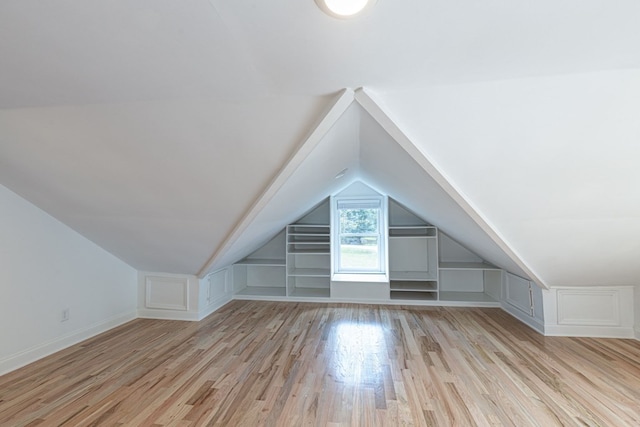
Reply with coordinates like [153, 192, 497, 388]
[389, 226, 437, 237]
[287, 241, 330, 245]
[388, 226, 434, 229]
[287, 225, 329, 235]
[390, 290, 438, 301]
[390, 271, 437, 281]
[288, 268, 330, 277]
[439, 291, 498, 303]
[287, 249, 330, 254]
[390, 280, 437, 292]
[235, 286, 286, 297]
[289, 287, 330, 298]
[235, 258, 285, 266]
[439, 262, 500, 270]
[288, 239, 330, 245]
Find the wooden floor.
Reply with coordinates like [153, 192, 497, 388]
[1, 301, 640, 426]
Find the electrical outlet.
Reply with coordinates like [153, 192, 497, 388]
[61, 308, 70, 322]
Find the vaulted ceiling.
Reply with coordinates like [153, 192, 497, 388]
[1, 1, 639, 287]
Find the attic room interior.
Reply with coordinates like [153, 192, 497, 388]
[1, 0, 640, 425]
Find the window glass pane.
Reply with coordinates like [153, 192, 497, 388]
[339, 208, 378, 234]
[340, 236, 379, 270]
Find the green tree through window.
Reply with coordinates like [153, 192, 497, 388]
[336, 201, 383, 271]
[339, 208, 378, 244]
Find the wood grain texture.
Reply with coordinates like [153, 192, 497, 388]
[1, 301, 639, 426]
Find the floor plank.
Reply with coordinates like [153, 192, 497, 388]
[1, 301, 639, 426]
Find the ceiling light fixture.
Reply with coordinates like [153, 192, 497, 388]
[315, 0, 374, 18]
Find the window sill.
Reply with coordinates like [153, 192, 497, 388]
[331, 273, 389, 283]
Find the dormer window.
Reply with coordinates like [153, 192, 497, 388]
[332, 196, 387, 275]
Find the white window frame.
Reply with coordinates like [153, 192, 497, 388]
[331, 195, 388, 276]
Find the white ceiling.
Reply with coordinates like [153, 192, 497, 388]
[1, 1, 639, 286]
[204, 93, 532, 279]
[376, 71, 640, 285]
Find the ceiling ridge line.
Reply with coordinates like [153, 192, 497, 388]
[196, 89, 356, 278]
[353, 87, 547, 289]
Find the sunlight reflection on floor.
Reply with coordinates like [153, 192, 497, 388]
[330, 322, 386, 386]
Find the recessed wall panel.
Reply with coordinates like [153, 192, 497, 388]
[557, 290, 620, 326]
[145, 276, 189, 311]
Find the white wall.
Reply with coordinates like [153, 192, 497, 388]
[0, 185, 137, 375]
[636, 285, 640, 340]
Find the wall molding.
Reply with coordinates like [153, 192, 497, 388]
[545, 324, 634, 339]
[138, 272, 200, 321]
[557, 289, 620, 326]
[137, 309, 200, 321]
[145, 276, 189, 311]
[233, 294, 501, 308]
[543, 286, 634, 338]
[0, 310, 137, 377]
[4, 281, 635, 377]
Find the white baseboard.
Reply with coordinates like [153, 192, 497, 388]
[545, 324, 635, 339]
[198, 295, 233, 321]
[137, 309, 200, 321]
[635, 327, 640, 341]
[138, 294, 234, 321]
[232, 294, 501, 308]
[0, 310, 137, 377]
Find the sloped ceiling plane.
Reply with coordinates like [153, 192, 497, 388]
[1, 1, 640, 290]
[200, 88, 542, 287]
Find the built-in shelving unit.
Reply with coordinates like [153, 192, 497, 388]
[437, 234, 502, 304]
[388, 200, 439, 301]
[390, 280, 438, 301]
[233, 231, 287, 298]
[286, 224, 331, 298]
[233, 258, 286, 297]
[285, 198, 331, 298]
[388, 225, 439, 300]
[230, 196, 505, 307]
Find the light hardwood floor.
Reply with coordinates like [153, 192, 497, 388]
[1, 301, 639, 426]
